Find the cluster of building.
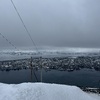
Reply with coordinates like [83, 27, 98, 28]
[81, 87, 100, 94]
[0, 56, 100, 71]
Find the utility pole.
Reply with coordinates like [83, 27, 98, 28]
[40, 57, 43, 82]
[30, 57, 33, 82]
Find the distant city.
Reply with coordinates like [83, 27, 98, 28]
[0, 56, 100, 72]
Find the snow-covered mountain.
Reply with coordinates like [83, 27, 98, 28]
[0, 47, 100, 61]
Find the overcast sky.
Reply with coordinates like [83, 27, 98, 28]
[0, 0, 100, 49]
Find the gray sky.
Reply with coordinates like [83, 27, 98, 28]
[0, 0, 100, 49]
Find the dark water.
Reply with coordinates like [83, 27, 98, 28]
[0, 69, 100, 88]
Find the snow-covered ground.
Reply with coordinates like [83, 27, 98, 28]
[0, 83, 100, 100]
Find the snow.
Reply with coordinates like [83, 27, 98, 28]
[88, 93, 100, 100]
[1, 48, 100, 61]
[0, 83, 100, 100]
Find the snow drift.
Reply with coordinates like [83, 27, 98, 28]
[0, 83, 99, 100]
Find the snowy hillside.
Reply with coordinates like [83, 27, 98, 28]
[0, 83, 99, 100]
[0, 47, 100, 61]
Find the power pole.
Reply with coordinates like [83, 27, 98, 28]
[40, 57, 43, 82]
[30, 57, 33, 82]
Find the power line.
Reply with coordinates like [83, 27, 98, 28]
[33, 70, 38, 82]
[10, 0, 39, 53]
[0, 32, 19, 50]
[10, 0, 43, 82]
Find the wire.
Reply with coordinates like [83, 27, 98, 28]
[10, 0, 43, 82]
[0, 32, 19, 50]
[33, 70, 38, 82]
[10, 0, 39, 53]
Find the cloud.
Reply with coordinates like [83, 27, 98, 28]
[0, 0, 100, 48]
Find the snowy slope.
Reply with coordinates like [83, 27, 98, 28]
[0, 83, 99, 100]
[0, 50, 100, 61]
